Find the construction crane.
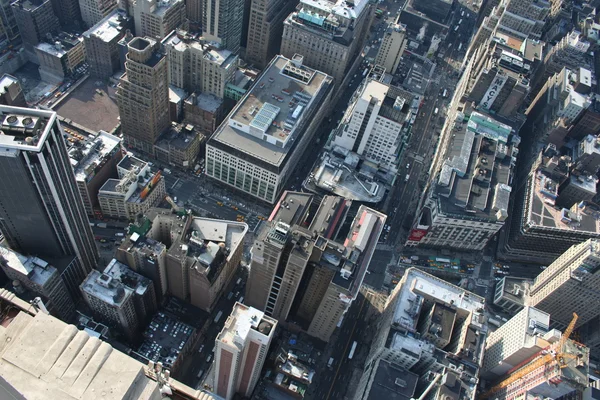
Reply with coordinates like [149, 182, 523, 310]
[480, 313, 579, 399]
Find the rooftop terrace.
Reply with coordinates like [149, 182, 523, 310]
[210, 55, 331, 168]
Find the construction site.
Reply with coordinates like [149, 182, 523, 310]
[481, 314, 590, 400]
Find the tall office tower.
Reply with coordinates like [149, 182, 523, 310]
[355, 268, 487, 400]
[50, 0, 82, 28]
[246, 192, 385, 341]
[162, 30, 238, 97]
[214, 303, 277, 400]
[0, 74, 26, 107]
[331, 80, 409, 174]
[185, 0, 201, 23]
[80, 0, 118, 28]
[133, 0, 185, 40]
[500, 152, 600, 264]
[117, 37, 170, 154]
[406, 112, 519, 251]
[206, 55, 333, 204]
[532, 30, 592, 91]
[482, 307, 554, 379]
[202, 0, 245, 53]
[280, 0, 373, 86]
[244, 0, 297, 69]
[117, 233, 168, 300]
[0, 247, 75, 321]
[69, 130, 122, 216]
[11, 0, 59, 49]
[0, 107, 99, 299]
[165, 217, 247, 312]
[81, 258, 157, 341]
[496, 0, 550, 40]
[525, 67, 595, 145]
[374, 21, 406, 75]
[527, 239, 600, 331]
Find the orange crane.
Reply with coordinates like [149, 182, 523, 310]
[480, 312, 579, 399]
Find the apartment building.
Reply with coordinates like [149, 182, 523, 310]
[214, 303, 277, 399]
[407, 112, 519, 250]
[482, 307, 553, 379]
[245, 0, 297, 69]
[246, 192, 385, 341]
[133, 0, 185, 40]
[166, 217, 247, 312]
[206, 55, 332, 203]
[356, 268, 487, 400]
[35, 34, 85, 83]
[163, 30, 238, 97]
[0, 107, 99, 299]
[69, 130, 122, 216]
[374, 21, 406, 74]
[201, 0, 245, 52]
[117, 37, 170, 154]
[98, 154, 166, 219]
[280, 0, 373, 85]
[83, 11, 133, 79]
[331, 80, 411, 173]
[79, 0, 117, 27]
[81, 258, 157, 341]
[0, 247, 75, 320]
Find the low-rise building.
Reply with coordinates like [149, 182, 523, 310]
[80, 258, 157, 341]
[408, 111, 520, 250]
[0, 74, 26, 107]
[35, 33, 86, 83]
[69, 130, 122, 216]
[83, 10, 132, 79]
[272, 351, 315, 398]
[0, 247, 74, 321]
[154, 122, 205, 170]
[183, 92, 225, 135]
[206, 55, 333, 203]
[98, 154, 166, 219]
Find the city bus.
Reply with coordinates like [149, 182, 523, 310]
[348, 341, 358, 360]
[214, 310, 223, 323]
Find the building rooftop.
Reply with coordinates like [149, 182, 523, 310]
[118, 153, 147, 173]
[209, 55, 332, 170]
[0, 247, 56, 287]
[151, 0, 183, 17]
[525, 171, 600, 233]
[83, 10, 130, 43]
[0, 74, 19, 93]
[366, 359, 418, 400]
[497, 276, 530, 306]
[36, 34, 83, 58]
[217, 302, 276, 348]
[162, 30, 237, 69]
[268, 191, 314, 226]
[69, 131, 121, 182]
[0, 311, 160, 399]
[11, 0, 50, 12]
[434, 111, 519, 223]
[392, 268, 486, 334]
[155, 122, 205, 151]
[134, 312, 194, 370]
[0, 106, 57, 152]
[81, 259, 152, 306]
[194, 92, 223, 113]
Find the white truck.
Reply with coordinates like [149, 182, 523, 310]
[328, 358, 334, 368]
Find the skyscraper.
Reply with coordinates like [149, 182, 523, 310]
[0, 106, 99, 298]
[202, 0, 245, 53]
[117, 37, 170, 154]
[374, 21, 407, 74]
[246, 192, 385, 341]
[11, 0, 59, 49]
[527, 239, 600, 330]
[214, 302, 277, 400]
[244, 0, 297, 69]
